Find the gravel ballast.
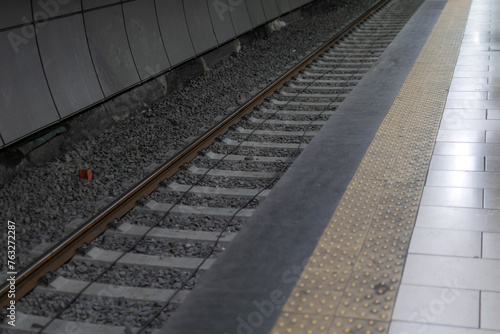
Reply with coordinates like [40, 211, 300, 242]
[0, 0, 433, 331]
[0, 0, 380, 302]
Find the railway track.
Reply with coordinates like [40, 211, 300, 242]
[1, 0, 426, 332]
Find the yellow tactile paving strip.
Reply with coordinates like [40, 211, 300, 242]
[271, 0, 472, 333]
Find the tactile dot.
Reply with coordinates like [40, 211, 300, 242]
[328, 318, 389, 334]
[272, 0, 470, 332]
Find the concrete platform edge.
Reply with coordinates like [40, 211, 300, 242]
[161, 1, 449, 333]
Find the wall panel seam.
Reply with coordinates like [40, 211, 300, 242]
[32, 0, 61, 119]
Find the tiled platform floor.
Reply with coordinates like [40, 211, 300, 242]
[390, 0, 500, 332]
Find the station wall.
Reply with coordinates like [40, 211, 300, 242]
[0, 0, 313, 148]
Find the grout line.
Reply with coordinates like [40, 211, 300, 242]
[481, 232, 484, 258]
[483, 188, 486, 209]
[401, 281, 500, 294]
[479, 290, 482, 329]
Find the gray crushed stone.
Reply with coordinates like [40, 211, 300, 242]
[229, 134, 314, 144]
[132, 240, 223, 259]
[157, 216, 244, 232]
[56, 261, 108, 282]
[1, 0, 380, 273]
[59, 296, 163, 328]
[296, 81, 358, 87]
[150, 192, 262, 209]
[9, 292, 73, 318]
[195, 160, 290, 172]
[240, 122, 325, 132]
[117, 210, 164, 228]
[215, 145, 305, 157]
[4, 0, 388, 330]
[171, 172, 281, 189]
[96, 265, 199, 290]
[94, 235, 224, 259]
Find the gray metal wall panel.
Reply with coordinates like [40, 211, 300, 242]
[208, 0, 236, 44]
[289, 0, 302, 10]
[184, 0, 218, 54]
[0, 0, 32, 29]
[123, 0, 170, 80]
[276, 0, 291, 14]
[245, 0, 266, 27]
[0, 0, 319, 146]
[0, 28, 59, 144]
[229, 0, 252, 35]
[155, 0, 195, 66]
[83, 0, 121, 10]
[261, 1, 279, 21]
[84, 5, 140, 96]
[37, 15, 104, 117]
[31, 0, 81, 19]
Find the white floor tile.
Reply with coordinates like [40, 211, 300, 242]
[401, 254, 500, 292]
[420, 187, 483, 208]
[389, 321, 500, 334]
[481, 292, 500, 330]
[392, 285, 479, 328]
[409, 228, 481, 257]
[483, 233, 500, 259]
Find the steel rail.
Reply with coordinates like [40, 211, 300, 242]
[0, 0, 389, 309]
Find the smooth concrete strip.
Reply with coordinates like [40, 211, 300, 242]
[315, 61, 374, 66]
[294, 78, 361, 83]
[0, 313, 139, 334]
[320, 55, 379, 61]
[119, 253, 215, 271]
[331, 46, 388, 52]
[204, 151, 293, 163]
[171, 205, 254, 218]
[308, 65, 369, 72]
[107, 222, 237, 243]
[167, 181, 272, 197]
[78, 247, 215, 271]
[145, 227, 236, 244]
[236, 127, 317, 137]
[36, 277, 189, 303]
[287, 84, 353, 91]
[145, 200, 254, 218]
[258, 108, 336, 115]
[249, 116, 328, 125]
[188, 166, 278, 179]
[222, 138, 307, 149]
[302, 72, 364, 78]
[324, 50, 383, 56]
[269, 100, 341, 107]
[278, 92, 350, 98]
